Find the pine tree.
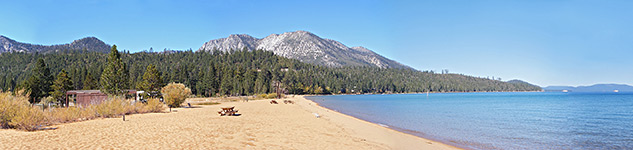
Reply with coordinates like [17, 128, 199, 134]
[83, 72, 98, 90]
[197, 64, 216, 97]
[24, 58, 54, 104]
[50, 69, 73, 107]
[232, 67, 243, 95]
[136, 64, 163, 97]
[219, 67, 233, 96]
[100, 45, 128, 96]
[243, 69, 255, 95]
[254, 70, 268, 94]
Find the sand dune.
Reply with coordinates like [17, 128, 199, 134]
[0, 96, 458, 149]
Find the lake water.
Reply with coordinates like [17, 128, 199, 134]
[307, 92, 633, 149]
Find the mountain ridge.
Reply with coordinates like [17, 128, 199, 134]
[198, 31, 411, 69]
[0, 35, 111, 53]
[543, 84, 633, 92]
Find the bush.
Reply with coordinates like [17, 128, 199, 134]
[10, 107, 46, 131]
[161, 83, 191, 111]
[265, 93, 278, 99]
[0, 92, 45, 131]
[47, 107, 87, 123]
[0, 93, 22, 128]
[1, 91, 165, 131]
[143, 98, 165, 113]
[264, 93, 285, 99]
[93, 97, 133, 118]
[131, 101, 148, 114]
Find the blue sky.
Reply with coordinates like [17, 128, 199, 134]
[1, 0, 632, 87]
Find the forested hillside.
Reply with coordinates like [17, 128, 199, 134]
[0, 49, 541, 96]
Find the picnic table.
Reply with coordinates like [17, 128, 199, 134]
[218, 106, 238, 116]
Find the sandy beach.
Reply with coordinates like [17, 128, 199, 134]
[0, 96, 458, 149]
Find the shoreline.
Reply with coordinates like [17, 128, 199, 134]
[316, 90, 544, 96]
[0, 96, 459, 149]
[297, 95, 460, 150]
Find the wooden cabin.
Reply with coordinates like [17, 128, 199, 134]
[65, 90, 138, 107]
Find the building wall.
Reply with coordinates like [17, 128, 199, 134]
[76, 93, 108, 107]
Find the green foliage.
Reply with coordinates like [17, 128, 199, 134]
[50, 69, 73, 106]
[265, 93, 277, 99]
[100, 45, 128, 95]
[196, 63, 217, 97]
[136, 64, 163, 97]
[82, 72, 98, 90]
[23, 58, 54, 104]
[161, 83, 191, 110]
[0, 49, 541, 98]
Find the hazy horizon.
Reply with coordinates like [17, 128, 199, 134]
[1, 0, 631, 87]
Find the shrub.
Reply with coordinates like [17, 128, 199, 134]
[93, 97, 132, 118]
[131, 101, 148, 114]
[1, 91, 165, 131]
[47, 107, 84, 123]
[143, 98, 165, 113]
[161, 83, 191, 112]
[265, 93, 285, 99]
[265, 93, 278, 99]
[10, 106, 46, 131]
[0, 92, 45, 131]
[0, 93, 22, 128]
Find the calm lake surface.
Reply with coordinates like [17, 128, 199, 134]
[307, 92, 633, 149]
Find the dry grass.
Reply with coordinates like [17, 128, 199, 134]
[0, 92, 46, 131]
[143, 98, 165, 113]
[1, 91, 167, 131]
[262, 93, 285, 99]
[47, 106, 95, 123]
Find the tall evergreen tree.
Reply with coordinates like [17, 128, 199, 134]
[83, 72, 98, 90]
[197, 64, 216, 97]
[219, 67, 233, 96]
[254, 70, 268, 94]
[24, 58, 54, 104]
[100, 45, 128, 95]
[136, 64, 163, 97]
[50, 69, 73, 107]
[232, 67, 243, 95]
[243, 69, 255, 95]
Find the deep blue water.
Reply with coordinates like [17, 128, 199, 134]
[307, 92, 633, 149]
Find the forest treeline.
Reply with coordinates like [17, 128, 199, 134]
[0, 48, 541, 96]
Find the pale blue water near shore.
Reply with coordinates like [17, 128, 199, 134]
[307, 92, 633, 149]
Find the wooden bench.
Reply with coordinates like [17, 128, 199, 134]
[218, 107, 238, 116]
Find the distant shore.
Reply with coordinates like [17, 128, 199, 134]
[0, 96, 458, 149]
